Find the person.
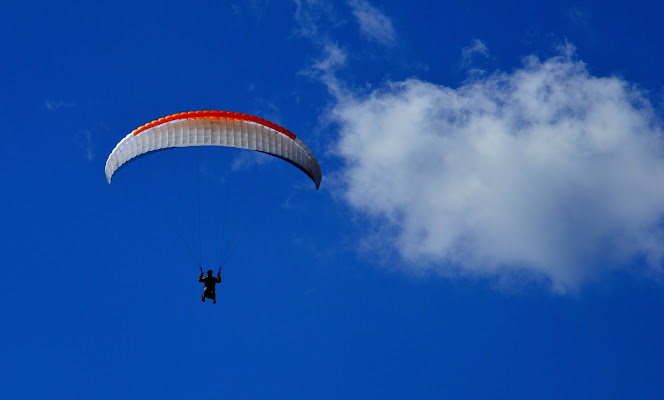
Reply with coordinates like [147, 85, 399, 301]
[199, 267, 222, 303]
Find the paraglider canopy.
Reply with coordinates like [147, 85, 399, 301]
[105, 110, 322, 189]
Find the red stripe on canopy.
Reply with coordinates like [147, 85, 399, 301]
[132, 110, 297, 140]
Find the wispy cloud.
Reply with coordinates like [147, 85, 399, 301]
[304, 41, 348, 97]
[248, 0, 270, 19]
[231, 151, 273, 171]
[329, 46, 664, 292]
[229, 0, 269, 18]
[295, 1, 349, 106]
[348, 0, 395, 45]
[75, 130, 94, 161]
[293, 0, 337, 40]
[460, 39, 489, 68]
[45, 99, 75, 111]
[568, 6, 590, 27]
[293, 0, 348, 89]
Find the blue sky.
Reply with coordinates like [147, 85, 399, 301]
[2, 0, 664, 398]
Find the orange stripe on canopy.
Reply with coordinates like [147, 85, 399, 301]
[132, 110, 297, 140]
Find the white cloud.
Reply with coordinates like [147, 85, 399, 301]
[348, 0, 395, 45]
[331, 49, 664, 292]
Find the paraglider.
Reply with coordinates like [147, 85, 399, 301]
[199, 267, 222, 303]
[105, 110, 322, 303]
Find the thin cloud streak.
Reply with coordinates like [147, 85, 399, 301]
[348, 0, 395, 45]
[45, 99, 75, 111]
[293, 0, 337, 40]
[75, 130, 95, 161]
[461, 38, 489, 67]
